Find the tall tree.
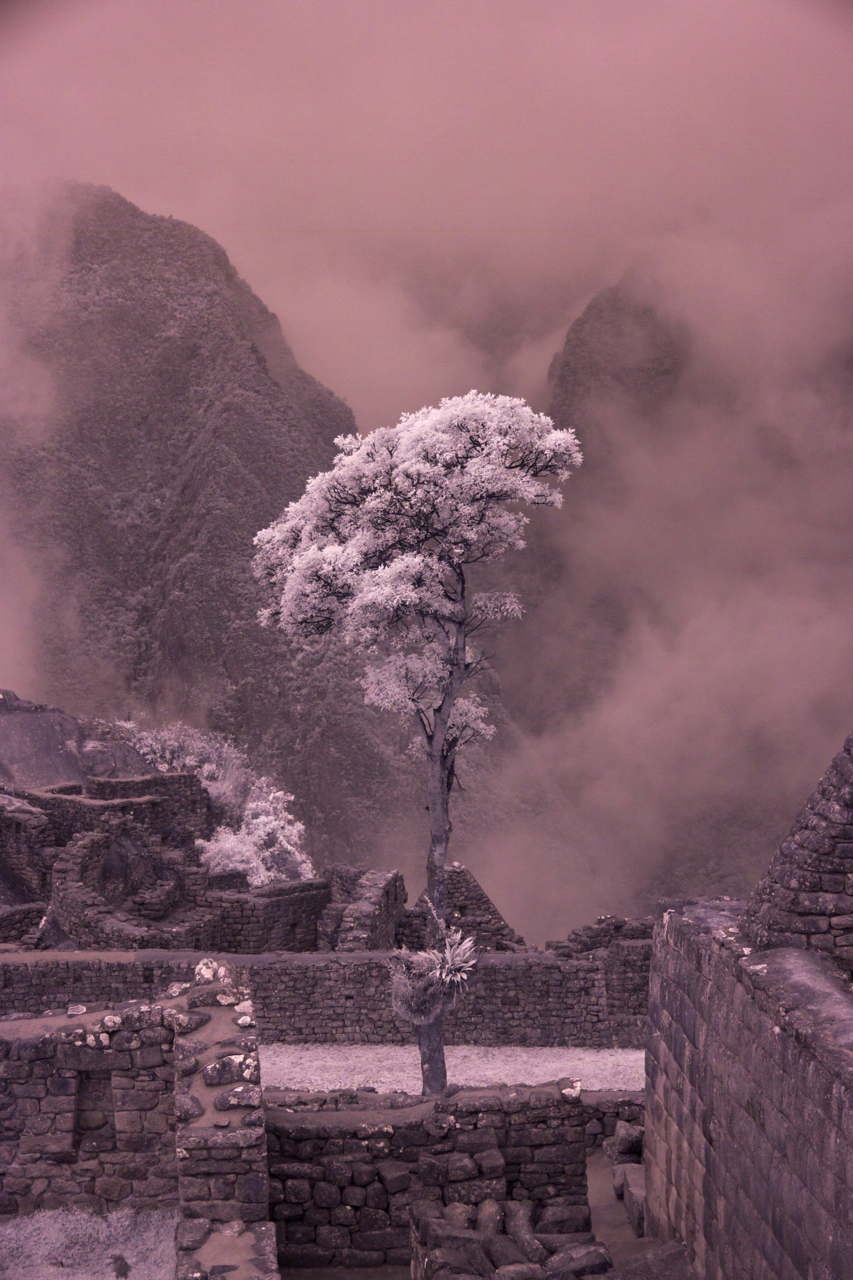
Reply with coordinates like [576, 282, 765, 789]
[253, 390, 581, 1091]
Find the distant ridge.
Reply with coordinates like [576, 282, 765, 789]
[0, 185, 420, 862]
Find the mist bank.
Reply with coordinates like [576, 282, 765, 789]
[3, 185, 853, 943]
[447, 240, 853, 942]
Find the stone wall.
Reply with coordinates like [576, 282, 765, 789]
[44, 827, 331, 953]
[547, 914, 655, 956]
[0, 1005, 177, 1216]
[85, 774, 214, 843]
[0, 959, 279, 1280]
[646, 898, 853, 1280]
[333, 870, 407, 952]
[0, 792, 56, 899]
[743, 732, 853, 976]
[0, 948, 647, 1047]
[266, 1081, 589, 1269]
[396, 863, 526, 952]
[0, 903, 45, 943]
[248, 950, 645, 1047]
[410, 1196, 618, 1280]
[0, 954, 200, 1016]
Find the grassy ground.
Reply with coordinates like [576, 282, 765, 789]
[0, 1207, 179, 1280]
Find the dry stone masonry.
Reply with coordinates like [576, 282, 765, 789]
[0, 946, 649, 1047]
[266, 1081, 592, 1270]
[743, 731, 853, 973]
[317, 866, 407, 951]
[646, 898, 853, 1280]
[396, 863, 527, 952]
[0, 957, 279, 1280]
[410, 1195, 620, 1280]
[248, 950, 647, 1048]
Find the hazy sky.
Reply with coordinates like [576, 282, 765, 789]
[5, 0, 853, 937]
[2, 0, 853, 431]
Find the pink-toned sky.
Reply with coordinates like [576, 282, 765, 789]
[5, 1, 853, 935]
[2, 0, 853, 431]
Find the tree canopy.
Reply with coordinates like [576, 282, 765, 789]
[253, 389, 581, 779]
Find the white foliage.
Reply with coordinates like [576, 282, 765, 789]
[197, 786, 310, 885]
[254, 391, 581, 754]
[118, 721, 311, 884]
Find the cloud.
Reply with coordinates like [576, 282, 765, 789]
[0, 0, 852, 430]
[3, 0, 853, 935]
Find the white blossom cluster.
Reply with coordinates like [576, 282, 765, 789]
[117, 721, 311, 885]
[253, 391, 581, 750]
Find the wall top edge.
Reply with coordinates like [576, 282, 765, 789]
[659, 897, 853, 1081]
[0, 948, 572, 968]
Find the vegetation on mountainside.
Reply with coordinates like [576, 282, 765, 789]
[118, 721, 311, 884]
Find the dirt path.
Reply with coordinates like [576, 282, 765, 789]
[258, 1043, 646, 1092]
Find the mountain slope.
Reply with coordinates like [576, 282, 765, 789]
[0, 185, 421, 862]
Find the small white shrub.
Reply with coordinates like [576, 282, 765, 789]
[117, 721, 312, 884]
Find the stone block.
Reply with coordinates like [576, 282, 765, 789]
[455, 1127, 498, 1154]
[485, 1236, 529, 1268]
[621, 1163, 645, 1237]
[303, 1207, 331, 1227]
[357, 1206, 390, 1231]
[310, 1178, 340, 1209]
[236, 1171, 268, 1203]
[377, 1158, 411, 1192]
[475, 1149, 506, 1178]
[163, 1008, 211, 1034]
[46, 1077, 77, 1096]
[284, 1178, 311, 1204]
[18, 1134, 73, 1158]
[184, 1199, 267, 1222]
[493, 1266, 547, 1280]
[315, 1224, 352, 1249]
[544, 1242, 613, 1276]
[448, 1153, 479, 1182]
[132, 1046, 164, 1069]
[351, 1161, 376, 1186]
[213, 1085, 261, 1111]
[350, 1228, 410, 1251]
[93, 1176, 132, 1202]
[364, 1181, 388, 1209]
[324, 1157, 354, 1188]
[338, 1249, 386, 1268]
[175, 1219, 212, 1251]
[332, 1204, 358, 1227]
[210, 1176, 235, 1199]
[202, 1054, 260, 1087]
[277, 1243, 335, 1267]
[445, 1175, 508, 1207]
[420, 1154, 449, 1186]
[55, 1046, 131, 1071]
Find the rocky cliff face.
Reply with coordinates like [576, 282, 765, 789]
[0, 186, 420, 861]
[0, 689, 149, 788]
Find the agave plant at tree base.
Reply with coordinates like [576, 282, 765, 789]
[389, 928, 477, 1095]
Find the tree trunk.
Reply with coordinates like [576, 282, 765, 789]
[425, 746, 452, 944]
[416, 1014, 447, 1096]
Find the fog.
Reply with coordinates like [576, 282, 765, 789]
[3, 0, 853, 938]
